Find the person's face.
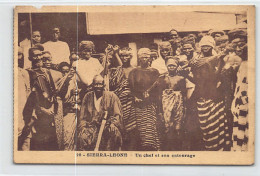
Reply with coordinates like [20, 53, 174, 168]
[139, 55, 150, 68]
[81, 48, 92, 60]
[170, 30, 178, 40]
[182, 44, 194, 57]
[120, 54, 131, 64]
[167, 63, 178, 73]
[31, 50, 43, 68]
[52, 28, 60, 41]
[61, 66, 70, 76]
[93, 78, 104, 94]
[160, 48, 171, 59]
[201, 45, 212, 54]
[32, 31, 41, 44]
[42, 53, 52, 69]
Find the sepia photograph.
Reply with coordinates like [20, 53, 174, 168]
[13, 5, 255, 164]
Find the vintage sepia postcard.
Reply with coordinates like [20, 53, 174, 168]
[13, 5, 255, 165]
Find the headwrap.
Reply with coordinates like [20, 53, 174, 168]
[159, 41, 172, 50]
[199, 36, 216, 48]
[79, 41, 95, 52]
[137, 48, 151, 58]
[166, 56, 179, 66]
[119, 47, 133, 56]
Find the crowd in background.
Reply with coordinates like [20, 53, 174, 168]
[17, 24, 249, 152]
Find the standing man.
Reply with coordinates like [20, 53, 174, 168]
[43, 27, 70, 65]
[78, 75, 123, 151]
[23, 44, 64, 151]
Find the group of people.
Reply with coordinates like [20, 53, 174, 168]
[18, 27, 249, 152]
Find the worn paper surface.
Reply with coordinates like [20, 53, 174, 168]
[13, 5, 255, 165]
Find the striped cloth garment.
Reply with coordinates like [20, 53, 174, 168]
[134, 104, 161, 150]
[109, 67, 136, 132]
[231, 61, 248, 151]
[197, 98, 231, 151]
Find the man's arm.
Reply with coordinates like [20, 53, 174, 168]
[78, 93, 90, 130]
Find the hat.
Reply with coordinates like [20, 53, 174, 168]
[79, 41, 95, 51]
[138, 48, 151, 58]
[199, 36, 215, 48]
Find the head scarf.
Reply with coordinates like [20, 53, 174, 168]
[79, 41, 95, 52]
[199, 36, 216, 48]
[138, 48, 151, 58]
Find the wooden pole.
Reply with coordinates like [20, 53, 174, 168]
[29, 13, 33, 47]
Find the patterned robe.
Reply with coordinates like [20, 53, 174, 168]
[154, 74, 186, 150]
[190, 54, 231, 151]
[109, 66, 135, 132]
[231, 61, 248, 151]
[78, 91, 123, 151]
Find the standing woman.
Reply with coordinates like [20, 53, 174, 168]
[189, 36, 231, 151]
[150, 57, 187, 151]
[128, 48, 161, 151]
[108, 46, 137, 150]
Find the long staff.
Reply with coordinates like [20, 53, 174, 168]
[94, 111, 108, 151]
[29, 13, 33, 47]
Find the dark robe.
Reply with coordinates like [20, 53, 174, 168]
[24, 68, 63, 151]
